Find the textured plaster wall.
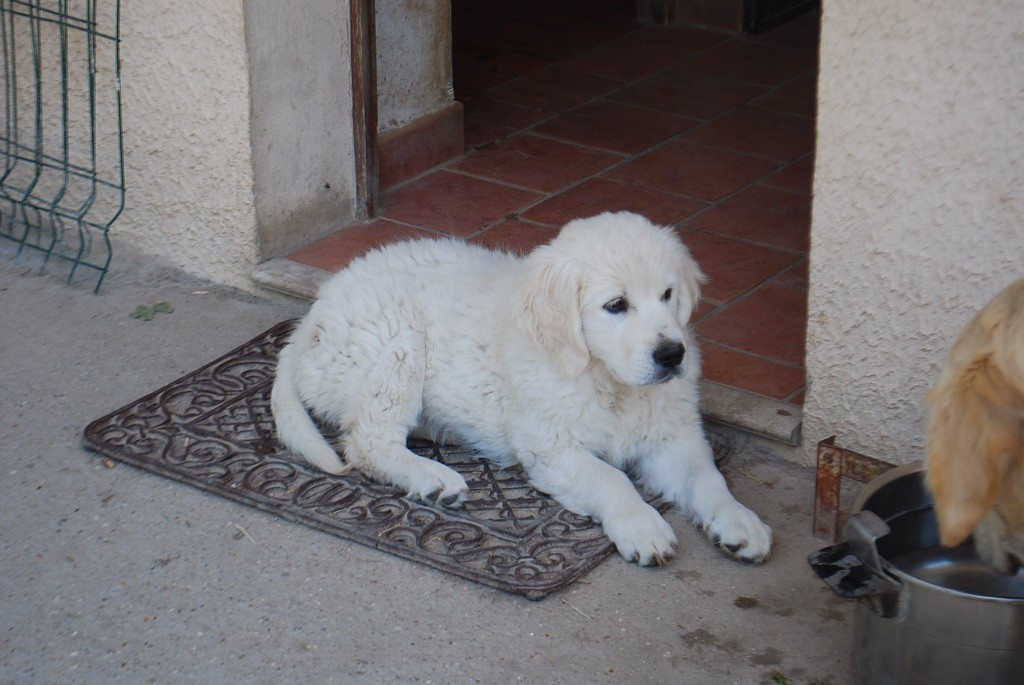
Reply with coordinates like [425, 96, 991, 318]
[375, 0, 453, 133]
[118, 2, 259, 290]
[803, 0, 1024, 465]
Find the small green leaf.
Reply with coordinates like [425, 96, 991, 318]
[130, 302, 173, 321]
[130, 305, 155, 321]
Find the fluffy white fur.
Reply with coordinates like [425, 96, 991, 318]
[272, 212, 772, 565]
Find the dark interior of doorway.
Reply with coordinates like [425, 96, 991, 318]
[442, 0, 817, 408]
[285, 1, 818, 412]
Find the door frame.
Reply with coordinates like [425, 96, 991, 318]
[350, 0, 379, 219]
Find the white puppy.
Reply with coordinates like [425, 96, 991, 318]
[272, 212, 772, 565]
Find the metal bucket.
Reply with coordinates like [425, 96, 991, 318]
[809, 463, 1024, 685]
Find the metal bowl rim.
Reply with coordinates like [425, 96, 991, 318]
[853, 464, 1024, 604]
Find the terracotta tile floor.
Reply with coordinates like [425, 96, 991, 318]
[285, 0, 819, 409]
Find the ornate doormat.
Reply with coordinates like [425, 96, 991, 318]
[83, 321, 672, 599]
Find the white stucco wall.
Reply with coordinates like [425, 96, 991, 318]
[803, 0, 1024, 465]
[375, 0, 453, 132]
[118, 2, 259, 290]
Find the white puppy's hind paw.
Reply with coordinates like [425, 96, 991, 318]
[405, 458, 469, 509]
[703, 504, 773, 564]
[603, 503, 678, 567]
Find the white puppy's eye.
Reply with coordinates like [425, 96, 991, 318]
[603, 297, 628, 314]
[662, 287, 673, 302]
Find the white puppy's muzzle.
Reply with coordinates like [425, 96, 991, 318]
[647, 336, 685, 384]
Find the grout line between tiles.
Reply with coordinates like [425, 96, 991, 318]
[523, 130, 635, 158]
[781, 386, 807, 404]
[691, 254, 807, 334]
[767, 255, 809, 284]
[698, 338, 806, 371]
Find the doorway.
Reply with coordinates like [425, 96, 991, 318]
[281, 0, 819, 443]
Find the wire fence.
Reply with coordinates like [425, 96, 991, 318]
[0, 0, 123, 291]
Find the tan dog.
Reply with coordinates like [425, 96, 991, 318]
[925, 277, 1024, 573]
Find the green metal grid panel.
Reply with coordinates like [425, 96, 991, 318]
[0, 1, 124, 292]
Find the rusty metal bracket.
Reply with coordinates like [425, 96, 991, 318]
[813, 436, 894, 541]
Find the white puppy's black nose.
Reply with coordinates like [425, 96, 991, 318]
[653, 340, 685, 369]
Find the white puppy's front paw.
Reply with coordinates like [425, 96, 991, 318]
[603, 503, 678, 566]
[702, 503, 773, 563]
[406, 459, 469, 508]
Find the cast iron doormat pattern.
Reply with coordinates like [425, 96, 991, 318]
[83, 321, 675, 599]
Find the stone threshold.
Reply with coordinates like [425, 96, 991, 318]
[252, 257, 803, 450]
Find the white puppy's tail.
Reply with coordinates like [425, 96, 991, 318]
[271, 342, 351, 476]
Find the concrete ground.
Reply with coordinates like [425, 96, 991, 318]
[0, 251, 854, 685]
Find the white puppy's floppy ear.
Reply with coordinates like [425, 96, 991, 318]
[675, 237, 706, 313]
[515, 246, 589, 376]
